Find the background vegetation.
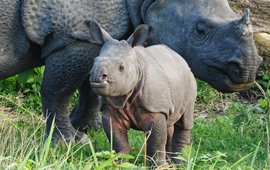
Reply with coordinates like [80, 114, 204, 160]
[0, 65, 269, 170]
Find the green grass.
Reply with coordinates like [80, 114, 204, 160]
[0, 72, 269, 169]
[192, 116, 266, 169]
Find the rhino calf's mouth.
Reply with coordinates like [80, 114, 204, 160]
[90, 81, 108, 88]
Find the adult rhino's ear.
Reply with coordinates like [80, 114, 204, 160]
[87, 20, 113, 45]
[127, 24, 154, 47]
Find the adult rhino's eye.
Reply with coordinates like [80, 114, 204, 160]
[119, 65, 124, 72]
[196, 26, 206, 35]
[194, 22, 209, 38]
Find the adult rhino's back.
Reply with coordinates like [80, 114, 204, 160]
[0, 0, 132, 79]
[22, 0, 131, 58]
[0, 0, 44, 80]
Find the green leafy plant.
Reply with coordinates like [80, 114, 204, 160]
[0, 66, 44, 94]
[196, 79, 219, 104]
[231, 102, 265, 127]
[256, 73, 270, 89]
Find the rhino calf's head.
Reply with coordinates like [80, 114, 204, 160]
[89, 21, 145, 99]
[143, 0, 262, 92]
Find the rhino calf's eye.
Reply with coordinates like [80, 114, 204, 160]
[119, 65, 124, 72]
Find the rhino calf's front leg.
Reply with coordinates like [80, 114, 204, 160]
[141, 113, 167, 167]
[102, 111, 129, 154]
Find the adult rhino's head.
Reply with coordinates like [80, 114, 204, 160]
[88, 21, 150, 106]
[139, 0, 262, 92]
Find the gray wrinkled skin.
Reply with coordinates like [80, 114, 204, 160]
[143, 0, 262, 92]
[89, 21, 197, 165]
[1, 0, 130, 142]
[0, 0, 262, 142]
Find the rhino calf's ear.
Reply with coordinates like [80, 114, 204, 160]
[87, 20, 113, 45]
[128, 24, 154, 47]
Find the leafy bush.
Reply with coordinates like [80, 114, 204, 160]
[0, 67, 44, 94]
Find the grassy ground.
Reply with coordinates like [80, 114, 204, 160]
[0, 75, 269, 169]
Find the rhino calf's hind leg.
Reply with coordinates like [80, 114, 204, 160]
[70, 77, 102, 132]
[166, 126, 174, 153]
[171, 127, 191, 162]
[170, 105, 194, 163]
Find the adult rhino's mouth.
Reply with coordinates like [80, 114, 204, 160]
[224, 78, 254, 91]
[212, 65, 255, 92]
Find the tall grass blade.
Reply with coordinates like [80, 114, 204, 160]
[95, 153, 133, 170]
[40, 116, 55, 167]
[0, 111, 20, 131]
[4, 163, 18, 170]
[187, 158, 193, 170]
[210, 155, 221, 170]
[34, 149, 39, 170]
[186, 144, 193, 170]
[58, 142, 73, 168]
[134, 128, 151, 165]
[251, 140, 261, 168]
[88, 139, 99, 168]
[82, 162, 94, 170]
[18, 150, 32, 170]
[229, 151, 253, 169]
[192, 138, 201, 170]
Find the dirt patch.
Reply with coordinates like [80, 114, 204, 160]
[194, 90, 262, 119]
[0, 107, 19, 121]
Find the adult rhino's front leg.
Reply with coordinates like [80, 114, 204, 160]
[41, 42, 101, 142]
[70, 77, 102, 132]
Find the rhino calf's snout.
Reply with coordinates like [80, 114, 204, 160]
[90, 64, 109, 83]
[101, 74, 107, 81]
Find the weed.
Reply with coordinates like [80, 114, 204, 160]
[196, 79, 219, 104]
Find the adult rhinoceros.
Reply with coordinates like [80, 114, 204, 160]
[0, 0, 262, 142]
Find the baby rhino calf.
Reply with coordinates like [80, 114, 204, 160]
[88, 20, 197, 166]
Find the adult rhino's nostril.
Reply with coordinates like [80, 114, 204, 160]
[224, 62, 244, 83]
[226, 61, 256, 84]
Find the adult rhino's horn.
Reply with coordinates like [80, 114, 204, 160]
[237, 8, 252, 35]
